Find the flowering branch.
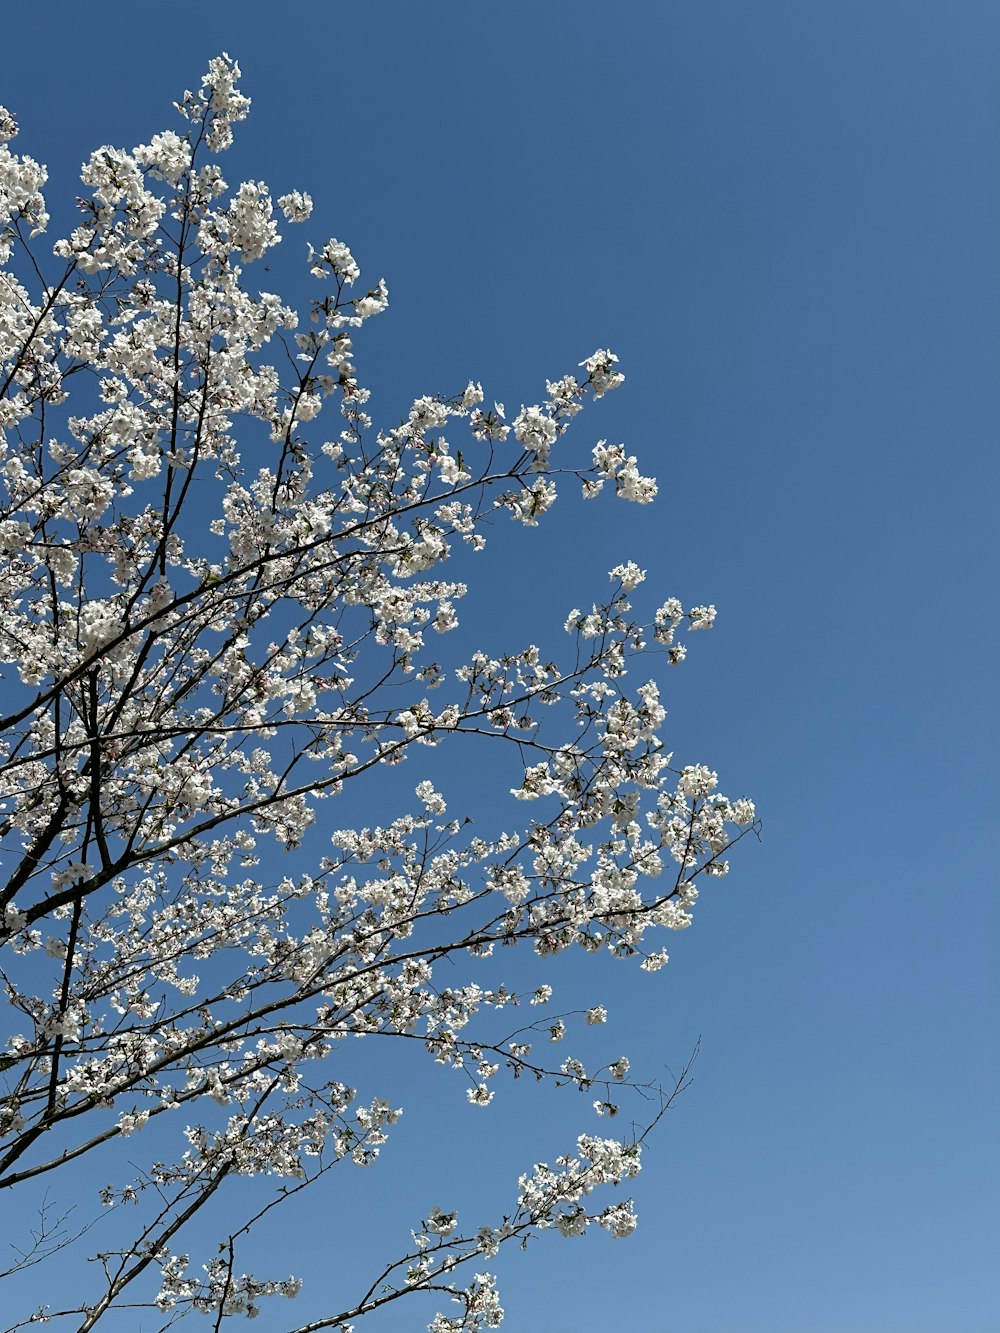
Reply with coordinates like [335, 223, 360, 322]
[0, 55, 756, 1330]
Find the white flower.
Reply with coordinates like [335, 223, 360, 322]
[609, 561, 645, 591]
[3, 904, 27, 933]
[415, 781, 446, 816]
[678, 764, 718, 798]
[555, 1206, 587, 1237]
[78, 601, 122, 658]
[309, 237, 360, 284]
[117, 1110, 149, 1137]
[579, 348, 624, 397]
[221, 180, 279, 261]
[426, 1206, 458, 1236]
[599, 1200, 638, 1238]
[512, 405, 558, 463]
[277, 190, 313, 222]
[434, 600, 458, 633]
[640, 949, 670, 973]
[616, 462, 657, 504]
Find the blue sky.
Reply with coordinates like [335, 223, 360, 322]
[2, 2, 997, 1330]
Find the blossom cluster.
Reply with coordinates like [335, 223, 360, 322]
[0, 54, 754, 1333]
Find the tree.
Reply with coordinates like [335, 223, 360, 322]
[0, 55, 756, 1331]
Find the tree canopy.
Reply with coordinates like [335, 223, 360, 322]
[0, 56, 755, 1331]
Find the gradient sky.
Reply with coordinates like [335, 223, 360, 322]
[2, 3, 997, 1331]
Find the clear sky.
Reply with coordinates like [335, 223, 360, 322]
[2, 3, 997, 1330]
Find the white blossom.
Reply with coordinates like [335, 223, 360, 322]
[0, 53, 754, 1333]
[277, 190, 313, 222]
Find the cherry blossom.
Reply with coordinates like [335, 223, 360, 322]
[0, 54, 756, 1333]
